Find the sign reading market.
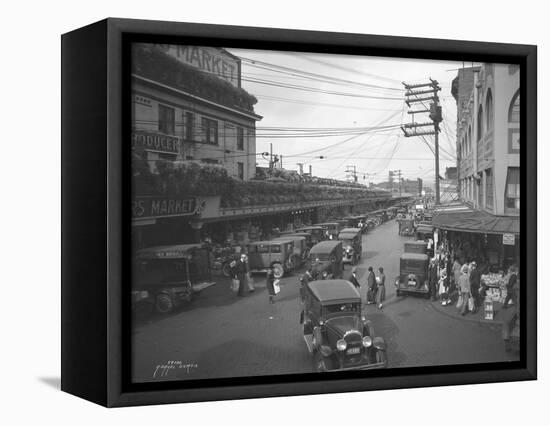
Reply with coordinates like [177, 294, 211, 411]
[133, 196, 198, 220]
[132, 130, 180, 155]
[154, 44, 240, 88]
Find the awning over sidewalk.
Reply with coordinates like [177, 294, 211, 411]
[432, 203, 519, 235]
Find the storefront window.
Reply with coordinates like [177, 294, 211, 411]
[505, 167, 520, 212]
[485, 168, 494, 210]
[158, 104, 175, 135]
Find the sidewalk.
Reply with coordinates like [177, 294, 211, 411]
[430, 298, 516, 327]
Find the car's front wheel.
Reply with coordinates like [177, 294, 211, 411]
[272, 263, 284, 279]
[155, 293, 174, 314]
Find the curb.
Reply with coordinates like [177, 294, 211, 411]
[429, 300, 504, 327]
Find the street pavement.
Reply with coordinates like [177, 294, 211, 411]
[132, 219, 519, 383]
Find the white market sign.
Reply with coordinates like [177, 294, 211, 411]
[502, 233, 516, 245]
[155, 45, 240, 88]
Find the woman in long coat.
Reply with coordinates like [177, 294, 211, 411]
[377, 267, 386, 309]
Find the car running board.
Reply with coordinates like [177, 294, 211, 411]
[192, 282, 216, 292]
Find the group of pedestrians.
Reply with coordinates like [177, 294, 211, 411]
[350, 266, 386, 309]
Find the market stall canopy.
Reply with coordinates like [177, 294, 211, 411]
[432, 203, 519, 235]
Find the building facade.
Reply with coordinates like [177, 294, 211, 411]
[453, 64, 520, 216]
[131, 44, 262, 180]
[432, 64, 520, 270]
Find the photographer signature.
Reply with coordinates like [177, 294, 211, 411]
[153, 360, 199, 378]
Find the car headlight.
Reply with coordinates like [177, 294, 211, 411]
[362, 336, 373, 348]
[336, 339, 347, 351]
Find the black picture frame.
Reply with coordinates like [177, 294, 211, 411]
[61, 18, 537, 407]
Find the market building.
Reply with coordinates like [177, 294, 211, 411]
[433, 63, 520, 273]
[130, 43, 405, 248]
[131, 43, 261, 179]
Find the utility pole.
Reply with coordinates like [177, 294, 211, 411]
[346, 165, 358, 183]
[269, 143, 273, 173]
[389, 170, 394, 193]
[401, 78, 443, 204]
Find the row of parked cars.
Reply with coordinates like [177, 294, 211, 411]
[131, 207, 400, 316]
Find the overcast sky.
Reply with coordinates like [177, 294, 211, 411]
[227, 48, 467, 186]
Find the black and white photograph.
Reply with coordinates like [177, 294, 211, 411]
[130, 42, 522, 383]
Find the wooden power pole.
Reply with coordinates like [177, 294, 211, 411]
[401, 79, 443, 204]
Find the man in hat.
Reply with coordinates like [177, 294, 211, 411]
[366, 266, 377, 304]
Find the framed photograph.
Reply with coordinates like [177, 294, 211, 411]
[61, 18, 536, 407]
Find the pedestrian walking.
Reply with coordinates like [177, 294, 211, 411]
[428, 258, 438, 301]
[377, 267, 386, 309]
[469, 261, 481, 310]
[457, 264, 471, 316]
[503, 265, 519, 309]
[243, 255, 255, 292]
[236, 253, 247, 297]
[366, 266, 377, 304]
[266, 265, 276, 304]
[349, 267, 361, 289]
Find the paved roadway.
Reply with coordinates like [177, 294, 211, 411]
[132, 219, 519, 383]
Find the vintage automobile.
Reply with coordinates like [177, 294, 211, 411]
[313, 222, 342, 239]
[132, 244, 216, 314]
[300, 279, 388, 372]
[404, 240, 428, 255]
[338, 227, 363, 265]
[273, 235, 308, 267]
[394, 252, 430, 297]
[295, 226, 326, 245]
[247, 239, 295, 279]
[416, 224, 434, 242]
[286, 232, 313, 249]
[398, 218, 416, 236]
[307, 240, 344, 280]
[386, 207, 398, 219]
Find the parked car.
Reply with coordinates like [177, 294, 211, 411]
[416, 224, 434, 242]
[398, 218, 415, 236]
[394, 252, 430, 297]
[247, 240, 295, 279]
[338, 227, 363, 265]
[300, 279, 388, 372]
[273, 235, 308, 267]
[313, 222, 341, 239]
[308, 240, 344, 280]
[404, 240, 428, 255]
[295, 226, 326, 245]
[287, 232, 313, 249]
[132, 244, 216, 314]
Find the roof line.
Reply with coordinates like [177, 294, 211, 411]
[132, 74, 263, 121]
